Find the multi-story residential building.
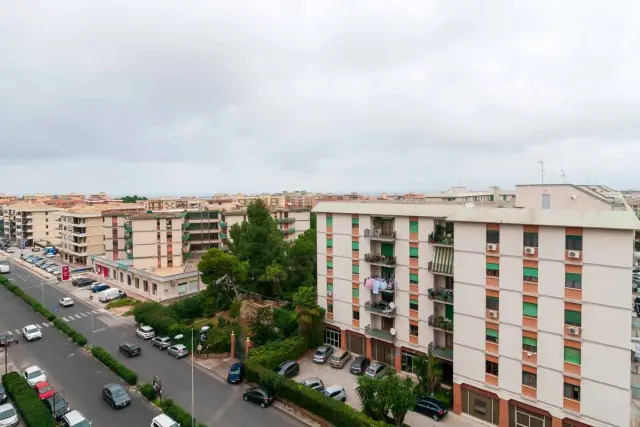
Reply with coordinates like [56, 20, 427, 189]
[143, 197, 209, 211]
[2, 202, 63, 246]
[183, 209, 226, 254]
[314, 184, 638, 427]
[224, 207, 311, 242]
[283, 191, 316, 209]
[232, 193, 286, 209]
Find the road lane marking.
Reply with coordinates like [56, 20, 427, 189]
[78, 313, 87, 317]
[14, 329, 20, 334]
[91, 310, 99, 314]
[92, 327, 109, 334]
[41, 323, 49, 328]
[62, 317, 70, 322]
[74, 314, 82, 319]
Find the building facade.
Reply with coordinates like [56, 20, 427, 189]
[2, 202, 62, 246]
[143, 197, 210, 211]
[224, 207, 311, 242]
[314, 185, 639, 427]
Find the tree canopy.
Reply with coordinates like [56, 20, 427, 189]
[121, 195, 148, 203]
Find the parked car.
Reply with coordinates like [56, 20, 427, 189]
[102, 383, 131, 409]
[0, 402, 18, 427]
[22, 325, 42, 342]
[136, 326, 155, 340]
[151, 414, 180, 427]
[72, 278, 95, 287]
[299, 377, 324, 392]
[32, 247, 40, 252]
[330, 349, 352, 369]
[0, 383, 6, 404]
[39, 262, 54, 269]
[0, 264, 9, 274]
[45, 253, 56, 258]
[0, 332, 14, 347]
[5, 248, 14, 253]
[119, 341, 141, 357]
[60, 410, 91, 427]
[151, 336, 172, 350]
[23, 366, 46, 387]
[364, 361, 390, 379]
[414, 395, 448, 421]
[273, 360, 299, 378]
[227, 362, 245, 384]
[91, 284, 110, 293]
[59, 297, 74, 307]
[167, 344, 188, 358]
[313, 345, 333, 364]
[46, 265, 59, 273]
[350, 356, 370, 375]
[34, 381, 55, 400]
[44, 395, 71, 421]
[242, 386, 274, 408]
[98, 288, 125, 303]
[323, 385, 347, 402]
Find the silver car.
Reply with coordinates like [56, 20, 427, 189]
[364, 361, 390, 378]
[323, 385, 347, 402]
[167, 344, 188, 359]
[0, 402, 18, 427]
[299, 377, 324, 392]
[313, 345, 333, 364]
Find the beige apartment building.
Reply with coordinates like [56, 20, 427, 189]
[2, 202, 62, 246]
[224, 207, 311, 242]
[143, 197, 209, 211]
[314, 184, 638, 427]
[232, 193, 286, 209]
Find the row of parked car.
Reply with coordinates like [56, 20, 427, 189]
[24, 255, 62, 275]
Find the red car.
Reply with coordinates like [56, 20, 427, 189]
[34, 381, 55, 400]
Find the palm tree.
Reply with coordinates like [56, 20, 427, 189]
[426, 352, 443, 395]
[355, 375, 383, 420]
[291, 286, 321, 343]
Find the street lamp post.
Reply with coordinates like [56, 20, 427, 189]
[191, 328, 195, 427]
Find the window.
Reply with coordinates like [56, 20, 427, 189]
[401, 351, 417, 374]
[119, 272, 124, 282]
[152, 283, 157, 295]
[352, 217, 359, 227]
[352, 241, 359, 251]
[167, 258, 173, 267]
[326, 217, 333, 227]
[486, 230, 500, 244]
[565, 273, 582, 289]
[410, 273, 419, 284]
[565, 310, 582, 326]
[563, 383, 580, 401]
[353, 309, 360, 320]
[327, 239, 333, 248]
[409, 221, 419, 233]
[409, 247, 419, 258]
[523, 302, 538, 318]
[327, 303, 333, 313]
[486, 263, 499, 277]
[486, 328, 498, 343]
[410, 298, 419, 311]
[327, 283, 334, 293]
[327, 260, 333, 269]
[522, 371, 537, 388]
[523, 232, 539, 247]
[486, 296, 499, 311]
[135, 278, 139, 289]
[564, 347, 581, 365]
[143, 280, 149, 292]
[409, 324, 419, 337]
[352, 264, 359, 274]
[127, 275, 131, 286]
[485, 360, 499, 376]
[523, 267, 538, 282]
[566, 235, 583, 251]
[352, 288, 359, 298]
[522, 337, 537, 353]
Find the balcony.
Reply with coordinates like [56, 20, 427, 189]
[124, 223, 132, 233]
[282, 228, 296, 235]
[428, 315, 453, 332]
[364, 301, 396, 318]
[364, 253, 396, 266]
[428, 342, 453, 362]
[127, 252, 133, 260]
[428, 260, 453, 276]
[219, 221, 227, 228]
[182, 233, 191, 242]
[428, 288, 454, 304]
[125, 238, 133, 247]
[182, 244, 190, 253]
[364, 324, 396, 343]
[220, 232, 228, 240]
[428, 232, 454, 247]
[363, 228, 396, 241]
[276, 218, 295, 224]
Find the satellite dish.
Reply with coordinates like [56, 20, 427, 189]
[389, 328, 396, 336]
[389, 302, 396, 310]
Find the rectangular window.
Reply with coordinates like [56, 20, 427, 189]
[409, 221, 419, 233]
[564, 347, 581, 365]
[327, 261, 333, 269]
[523, 302, 538, 318]
[327, 284, 333, 293]
[523, 232, 539, 247]
[352, 217, 359, 227]
[486, 230, 500, 244]
[485, 360, 499, 376]
[563, 383, 580, 401]
[522, 371, 537, 388]
[566, 235, 583, 251]
[326, 217, 333, 227]
[327, 303, 333, 314]
[486, 328, 499, 343]
[327, 239, 333, 248]
[409, 273, 419, 284]
[522, 337, 538, 353]
[352, 241, 359, 251]
[565, 273, 582, 289]
[486, 263, 499, 278]
[409, 324, 419, 337]
[409, 247, 419, 258]
[523, 267, 538, 282]
[409, 298, 419, 311]
[565, 310, 582, 326]
[352, 264, 359, 274]
[486, 296, 499, 311]
[352, 288, 359, 298]
[353, 309, 360, 320]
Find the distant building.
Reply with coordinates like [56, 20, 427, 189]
[224, 207, 311, 242]
[2, 202, 63, 246]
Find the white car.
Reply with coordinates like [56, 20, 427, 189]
[23, 366, 46, 387]
[22, 325, 42, 342]
[46, 265, 58, 273]
[0, 264, 9, 274]
[5, 248, 14, 254]
[323, 385, 347, 402]
[61, 410, 91, 427]
[151, 413, 179, 427]
[59, 297, 74, 307]
[136, 326, 155, 340]
[0, 402, 18, 427]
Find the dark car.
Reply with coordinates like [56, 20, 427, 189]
[91, 284, 110, 293]
[0, 383, 6, 404]
[102, 383, 131, 409]
[415, 396, 448, 421]
[349, 356, 370, 375]
[44, 395, 71, 420]
[119, 341, 141, 357]
[0, 331, 15, 347]
[227, 362, 245, 384]
[273, 360, 299, 378]
[73, 278, 96, 287]
[242, 386, 274, 408]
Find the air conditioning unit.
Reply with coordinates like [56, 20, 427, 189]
[488, 310, 498, 318]
[568, 251, 581, 259]
[524, 247, 536, 255]
[327, 291, 333, 297]
[487, 243, 497, 251]
[568, 326, 580, 335]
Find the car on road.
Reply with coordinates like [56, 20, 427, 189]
[0, 383, 6, 404]
[151, 413, 180, 427]
[364, 361, 390, 379]
[44, 395, 71, 421]
[91, 284, 110, 293]
[323, 385, 347, 402]
[313, 345, 334, 364]
[414, 395, 448, 421]
[22, 325, 42, 341]
[34, 381, 55, 400]
[227, 362, 245, 384]
[330, 349, 352, 369]
[119, 341, 142, 357]
[167, 344, 188, 358]
[60, 409, 91, 427]
[151, 336, 172, 350]
[5, 248, 14, 253]
[0, 264, 9, 274]
[102, 383, 131, 409]
[349, 356, 370, 375]
[72, 278, 96, 287]
[0, 332, 14, 347]
[273, 360, 299, 378]
[23, 366, 46, 387]
[299, 377, 324, 392]
[0, 402, 18, 427]
[136, 326, 155, 340]
[59, 297, 74, 307]
[243, 386, 274, 408]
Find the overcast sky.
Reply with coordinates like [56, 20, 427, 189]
[1, 1, 639, 196]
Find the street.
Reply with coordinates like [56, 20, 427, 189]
[3, 260, 308, 427]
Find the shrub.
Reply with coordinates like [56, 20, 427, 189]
[91, 346, 138, 385]
[1, 371, 54, 427]
[139, 383, 155, 401]
[246, 336, 305, 370]
[133, 302, 178, 335]
[228, 299, 241, 318]
[159, 398, 207, 427]
[205, 327, 235, 353]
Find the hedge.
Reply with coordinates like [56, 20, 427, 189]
[158, 398, 207, 427]
[246, 336, 306, 370]
[1, 372, 54, 427]
[90, 346, 138, 385]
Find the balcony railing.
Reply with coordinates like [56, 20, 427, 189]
[220, 232, 228, 240]
[182, 233, 191, 242]
[428, 288, 454, 304]
[428, 261, 453, 275]
[182, 222, 190, 230]
[276, 218, 295, 224]
[428, 232, 454, 246]
[125, 238, 133, 247]
[428, 342, 454, 361]
[364, 324, 396, 343]
[124, 223, 132, 233]
[364, 301, 396, 317]
[364, 253, 396, 266]
[364, 229, 396, 240]
[428, 315, 453, 332]
[127, 252, 133, 260]
[282, 228, 296, 235]
[219, 221, 227, 228]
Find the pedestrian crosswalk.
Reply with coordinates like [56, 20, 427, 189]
[11, 310, 100, 334]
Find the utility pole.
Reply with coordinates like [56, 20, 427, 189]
[191, 328, 195, 427]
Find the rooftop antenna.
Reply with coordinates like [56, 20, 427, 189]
[560, 169, 567, 184]
[538, 160, 545, 185]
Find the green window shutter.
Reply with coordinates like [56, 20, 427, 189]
[326, 217, 333, 227]
[410, 298, 419, 305]
[523, 302, 538, 318]
[327, 261, 333, 269]
[486, 263, 499, 271]
[445, 305, 453, 320]
[486, 329, 499, 339]
[409, 247, 419, 258]
[352, 264, 359, 274]
[565, 273, 581, 284]
[381, 243, 394, 257]
[327, 239, 333, 248]
[523, 267, 538, 278]
[565, 310, 581, 325]
[409, 273, 419, 283]
[352, 288, 359, 298]
[352, 241, 359, 251]
[409, 221, 419, 233]
[352, 217, 359, 225]
[564, 347, 581, 365]
[522, 337, 537, 347]
[327, 284, 333, 292]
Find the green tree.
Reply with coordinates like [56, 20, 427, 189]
[121, 195, 148, 203]
[413, 355, 429, 394]
[259, 262, 287, 297]
[355, 375, 382, 420]
[426, 352, 443, 395]
[249, 307, 279, 346]
[283, 229, 316, 293]
[198, 248, 248, 303]
[356, 373, 416, 426]
[291, 286, 321, 344]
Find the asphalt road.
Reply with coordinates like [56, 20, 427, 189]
[3, 260, 307, 427]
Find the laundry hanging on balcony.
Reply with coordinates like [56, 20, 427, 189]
[364, 276, 395, 294]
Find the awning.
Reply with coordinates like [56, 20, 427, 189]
[433, 247, 453, 275]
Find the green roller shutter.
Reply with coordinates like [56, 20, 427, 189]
[352, 288, 359, 298]
[486, 263, 499, 271]
[409, 247, 419, 258]
[523, 267, 538, 278]
[564, 347, 581, 364]
[409, 221, 419, 233]
[565, 273, 581, 286]
[352, 217, 359, 225]
[522, 337, 537, 347]
[486, 328, 499, 339]
[352, 264, 359, 274]
[409, 273, 419, 283]
[352, 241, 359, 250]
[326, 217, 333, 227]
[327, 284, 333, 292]
[445, 305, 454, 320]
[327, 239, 333, 248]
[523, 302, 538, 317]
[565, 310, 581, 325]
[381, 243, 394, 257]
[327, 261, 333, 269]
[410, 298, 419, 305]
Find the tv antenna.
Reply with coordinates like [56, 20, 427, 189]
[560, 169, 567, 184]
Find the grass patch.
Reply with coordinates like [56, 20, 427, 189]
[190, 317, 215, 330]
[106, 297, 140, 309]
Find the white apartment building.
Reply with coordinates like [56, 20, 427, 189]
[224, 208, 311, 242]
[314, 184, 639, 427]
[2, 202, 62, 246]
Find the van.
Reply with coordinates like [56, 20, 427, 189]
[98, 288, 124, 303]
